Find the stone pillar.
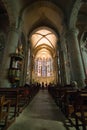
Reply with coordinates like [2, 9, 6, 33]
[53, 54, 58, 84]
[29, 45, 33, 84]
[31, 55, 34, 83]
[60, 33, 71, 85]
[22, 42, 29, 85]
[27, 47, 31, 84]
[0, 25, 19, 88]
[66, 28, 85, 88]
[59, 49, 65, 86]
[55, 55, 59, 83]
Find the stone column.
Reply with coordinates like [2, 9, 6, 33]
[21, 42, 29, 86]
[55, 55, 59, 83]
[0, 25, 19, 88]
[60, 33, 71, 85]
[29, 45, 33, 84]
[53, 54, 58, 84]
[27, 47, 31, 84]
[59, 49, 65, 86]
[66, 28, 85, 88]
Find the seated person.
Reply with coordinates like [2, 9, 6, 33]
[68, 81, 78, 104]
[71, 81, 78, 90]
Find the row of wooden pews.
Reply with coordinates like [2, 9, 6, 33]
[0, 84, 40, 130]
[0, 96, 10, 130]
[74, 91, 87, 130]
[48, 85, 87, 130]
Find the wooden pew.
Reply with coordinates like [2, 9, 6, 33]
[74, 91, 87, 130]
[0, 96, 10, 128]
[0, 88, 21, 118]
[28, 84, 40, 101]
[18, 87, 30, 110]
[62, 90, 78, 117]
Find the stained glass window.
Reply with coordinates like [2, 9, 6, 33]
[35, 57, 53, 77]
[37, 58, 42, 77]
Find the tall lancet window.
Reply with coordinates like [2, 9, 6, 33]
[35, 57, 53, 77]
[37, 58, 42, 77]
[42, 58, 47, 77]
[47, 58, 51, 77]
[35, 58, 38, 75]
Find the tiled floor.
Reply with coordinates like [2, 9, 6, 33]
[7, 90, 77, 130]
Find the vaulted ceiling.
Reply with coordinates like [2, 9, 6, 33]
[0, 0, 87, 43]
[76, 2, 87, 35]
[0, 0, 87, 33]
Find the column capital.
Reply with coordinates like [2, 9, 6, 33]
[69, 28, 79, 34]
[66, 28, 79, 38]
[8, 24, 19, 33]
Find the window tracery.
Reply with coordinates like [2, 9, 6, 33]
[35, 57, 53, 77]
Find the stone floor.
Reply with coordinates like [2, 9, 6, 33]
[7, 90, 78, 130]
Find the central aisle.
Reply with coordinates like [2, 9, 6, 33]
[7, 90, 75, 130]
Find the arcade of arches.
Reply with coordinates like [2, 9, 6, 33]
[0, 0, 87, 89]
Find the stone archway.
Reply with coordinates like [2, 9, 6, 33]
[28, 26, 59, 85]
